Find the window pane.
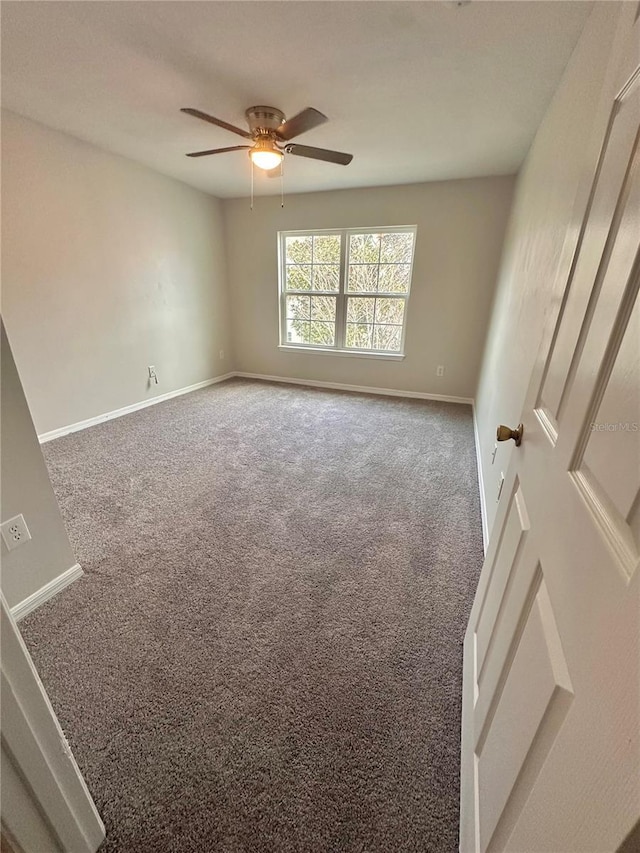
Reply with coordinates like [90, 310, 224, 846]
[286, 295, 311, 320]
[312, 265, 340, 292]
[346, 297, 375, 324]
[375, 297, 405, 325]
[286, 319, 310, 344]
[309, 321, 335, 346]
[380, 232, 414, 264]
[373, 325, 402, 351]
[310, 296, 336, 322]
[286, 235, 312, 264]
[378, 264, 411, 293]
[282, 229, 413, 353]
[349, 233, 381, 263]
[346, 323, 373, 349]
[348, 264, 378, 292]
[313, 234, 341, 264]
[286, 264, 312, 291]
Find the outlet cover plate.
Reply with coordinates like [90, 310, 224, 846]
[1, 514, 31, 551]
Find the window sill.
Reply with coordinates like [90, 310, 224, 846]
[278, 345, 405, 361]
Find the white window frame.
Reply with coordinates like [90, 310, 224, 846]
[278, 225, 417, 359]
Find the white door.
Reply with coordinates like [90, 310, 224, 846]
[460, 11, 640, 853]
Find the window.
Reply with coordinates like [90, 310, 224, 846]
[279, 227, 416, 356]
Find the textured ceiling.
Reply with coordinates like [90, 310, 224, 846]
[1, 1, 592, 198]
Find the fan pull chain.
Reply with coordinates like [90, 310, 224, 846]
[280, 160, 284, 208]
[250, 158, 254, 211]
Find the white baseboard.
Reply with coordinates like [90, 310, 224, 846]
[35, 369, 485, 552]
[38, 371, 471, 443]
[38, 373, 236, 443]
[472, 404, 489, 554]
[11, 564, 84, 622]
[234, 372, 473, 405]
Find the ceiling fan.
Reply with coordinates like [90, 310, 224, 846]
[181, 105, 353, 171]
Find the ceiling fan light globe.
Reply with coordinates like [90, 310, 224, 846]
[250, 149, 283, 171]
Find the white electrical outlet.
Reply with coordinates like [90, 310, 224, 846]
[148, 365, 158, 385]
[436, 365, 445, 377]
[219, 349, 225, 361]
[1, 514, 31, 551]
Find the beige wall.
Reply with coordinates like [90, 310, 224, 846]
[224, 177, 514, 399]
[474, 2, 626, 539]
[1, 110, 232, 436]
[1, 322, 77, 609]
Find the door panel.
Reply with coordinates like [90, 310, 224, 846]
[578, 290, 640, 568]
[476, 576, 572, 853]
[564, 150, 639, 579]
[582, 291, 639, 519]
[473, 549, 542, 754]
[475, 484, 530, 683]
[536, 67, 640, 441]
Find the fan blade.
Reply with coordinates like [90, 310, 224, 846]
[275, 107, 328, 141]
[285, 144, 353, 165]
[181, 108, 252, 139]
[186, 146, 250, 158]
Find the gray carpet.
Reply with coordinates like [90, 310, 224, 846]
[20, 379, 483, 853]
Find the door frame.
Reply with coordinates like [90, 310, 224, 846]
[0, 592, 105, 852]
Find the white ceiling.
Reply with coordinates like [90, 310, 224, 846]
[1, 1, 592, 199]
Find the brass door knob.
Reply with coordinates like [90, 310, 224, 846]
[496, 423, 524, 446]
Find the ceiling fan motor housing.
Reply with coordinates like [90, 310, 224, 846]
[245, 106, 285, 135]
